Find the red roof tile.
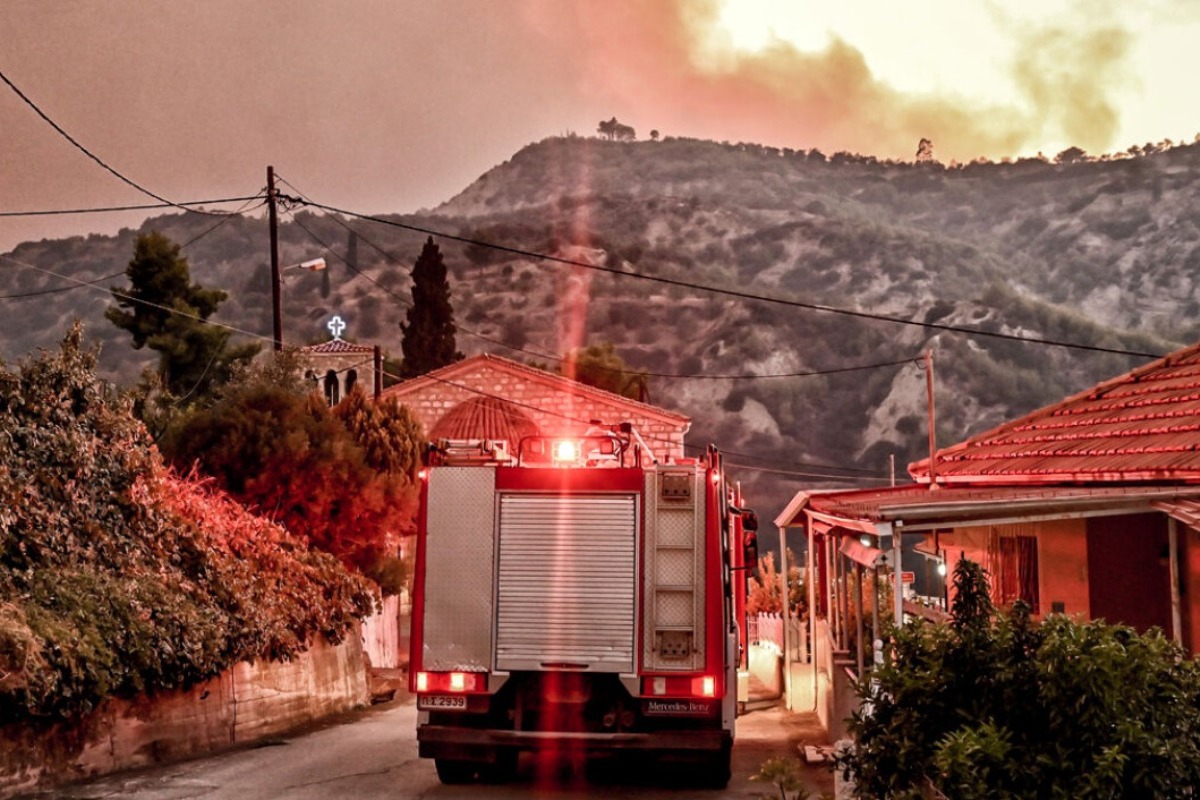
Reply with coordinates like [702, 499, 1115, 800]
[910, 341, 1200, 484]
[299, 338, 375, 355]
[428, 396, 540, 443]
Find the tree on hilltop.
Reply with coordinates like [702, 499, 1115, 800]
[399, 236, 462, 379]
[597, 117, 636, 141]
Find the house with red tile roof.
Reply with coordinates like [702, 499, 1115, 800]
[776, 341, 1200, 734]
[379, 354, 691, 463]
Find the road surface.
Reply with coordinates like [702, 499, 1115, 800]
[39, 697, 834, 799]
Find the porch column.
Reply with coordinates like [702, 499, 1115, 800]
[854, 561, 865, 677]
[838, 541, 850, 650]
[882, 522, 902, 626]
[779, 520, 791, 709]
[1169, 517, 1182, 646]
[807, 514, 818, 709]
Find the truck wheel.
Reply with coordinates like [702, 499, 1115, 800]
[481, 748, 518, 783]
[435, 759, 476, 784]
[701, 745, 732, 788]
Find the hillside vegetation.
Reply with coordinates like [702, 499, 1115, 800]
[3, 136, 1197, 510]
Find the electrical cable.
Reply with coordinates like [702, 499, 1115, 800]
[0, 252, 272, 345]
[291, 196, 1164, 360]
[278, 179, 925, 383]
[0, 67, 241, 216]
[376, 364, 890, 483]
[0, 195, 264, 218]
[0, 195, 267, 299]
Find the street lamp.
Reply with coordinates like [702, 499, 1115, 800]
[270, 253, 326, 351]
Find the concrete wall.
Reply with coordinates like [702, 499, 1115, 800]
[361, 593, 402, 669]
[0, 634, 369, 798]
[748, 642, 783, 696]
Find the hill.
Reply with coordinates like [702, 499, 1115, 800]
[3, 135, 1198, 513]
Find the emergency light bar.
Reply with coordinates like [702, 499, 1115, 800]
[552, 440, 580, 463]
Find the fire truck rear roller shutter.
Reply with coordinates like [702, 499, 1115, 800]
[495, 494, 638, 673]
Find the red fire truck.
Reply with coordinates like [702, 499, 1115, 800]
[408, 423, 757, 786]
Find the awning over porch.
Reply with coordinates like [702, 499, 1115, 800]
[777, 483, 1200, 533]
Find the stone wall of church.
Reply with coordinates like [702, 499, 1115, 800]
[395, 367, 687, 462]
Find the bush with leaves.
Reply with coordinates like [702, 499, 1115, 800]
[162, 354, 424, 592]
[0, 325, 374, 720]
[835, 559, 1200, 798]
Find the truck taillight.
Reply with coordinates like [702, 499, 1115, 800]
[642, 675, 720, 698]
[415, 671, 486, 693]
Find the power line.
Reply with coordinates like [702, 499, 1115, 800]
[0, 195, 264, 218]
[0, 252, 271, 345]
[0, 252, 888, 483]
[291, 197, 1163, 360]
[378, 366, 890, 484]
[287, 207, 919, 382]
[0, 67, 239, 217]
[277, 176, 924, 383]
[0, 196, 266, 300]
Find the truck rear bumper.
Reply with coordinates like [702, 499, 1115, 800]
[417, 724, 729, 759]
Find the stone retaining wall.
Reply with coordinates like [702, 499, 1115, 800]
[0, 633, 369, 798]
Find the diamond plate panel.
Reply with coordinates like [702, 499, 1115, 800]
[655, 590, 693, 627]
[642, 468, 707, 671]
[656, 548, 693, 586]
[655, 509, 694, 547]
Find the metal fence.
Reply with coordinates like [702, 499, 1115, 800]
[748, 612, 809, 663]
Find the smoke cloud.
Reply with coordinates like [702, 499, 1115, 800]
[528, 0, 1149, 162]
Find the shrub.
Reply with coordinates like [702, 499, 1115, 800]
[0, 326, 374, 720]
[835, 560, 1200, 798]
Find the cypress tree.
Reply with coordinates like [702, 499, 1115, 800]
[399, 236, 461, 378]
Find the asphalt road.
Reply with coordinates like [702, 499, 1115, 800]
[40, 698, 835, 799]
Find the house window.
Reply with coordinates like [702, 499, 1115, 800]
[996, 535, 1039, 613]
[346, 369, 358, 395]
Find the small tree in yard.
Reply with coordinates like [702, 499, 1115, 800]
[835, 559, 1200, 798]
[746, 550, 807, 617]
[562, 341, 650, 402]
[161, 354, 424, 593]
[106, 231, 258, 409]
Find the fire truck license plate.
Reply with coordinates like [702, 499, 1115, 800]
[418, 695, 467, 710]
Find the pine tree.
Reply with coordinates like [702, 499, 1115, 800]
[399, 236, 462, 378]
[106, 231, 258, 404]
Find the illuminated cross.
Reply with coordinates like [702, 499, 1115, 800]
[327, 315, 347, 339]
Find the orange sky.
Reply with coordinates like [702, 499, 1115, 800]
[2, 0, 1197, 254]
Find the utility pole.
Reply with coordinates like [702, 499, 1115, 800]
[268, 166, 282, 351]
[925, 349, 938, 485]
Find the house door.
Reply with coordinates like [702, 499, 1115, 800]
[1086, 513, 1171, 634]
